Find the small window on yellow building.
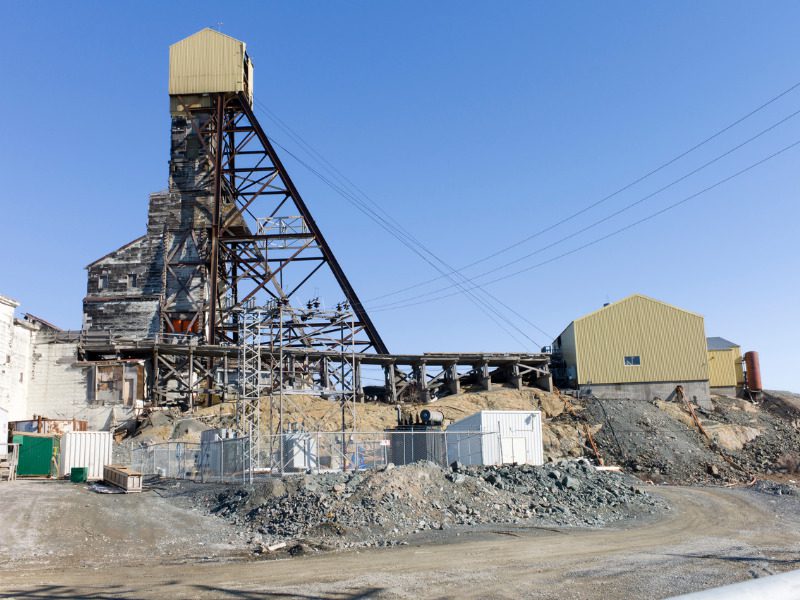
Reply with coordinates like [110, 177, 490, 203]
[624, 355, 641, 366]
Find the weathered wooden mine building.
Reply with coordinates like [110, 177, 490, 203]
[78, 28, 552, 414]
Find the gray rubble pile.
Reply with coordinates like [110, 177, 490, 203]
[584, 394, 800, 484]
[583, 397, 727, 483]
[750, 480, 799, 497]
[202, 459, 665, 551]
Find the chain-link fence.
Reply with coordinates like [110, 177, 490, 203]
[262, 430, 500, 473]
[128, 438, 250, 483]
[123, 430, 503, 482]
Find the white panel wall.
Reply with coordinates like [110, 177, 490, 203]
[0, 297, 33, 421]
[480, 411, 544, 466]
[60, 431, 112, 480]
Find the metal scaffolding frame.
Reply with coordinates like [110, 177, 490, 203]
[235, 299, 359, 475]
[236, 302, 276, 475]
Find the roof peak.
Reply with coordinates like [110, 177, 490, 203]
[572, 293, 704, 323]
[171, 27, 245, 48]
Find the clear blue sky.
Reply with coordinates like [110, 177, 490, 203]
[1, 2, 798, 391]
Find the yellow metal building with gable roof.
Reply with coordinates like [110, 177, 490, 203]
[552, 294, 711, 403]
[706, 336, 745, 394]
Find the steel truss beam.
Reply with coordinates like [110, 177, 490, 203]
[197, 92, 387, 352]
[154, 92, 387, 407]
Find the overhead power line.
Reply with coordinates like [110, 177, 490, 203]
[253, 79, 800, 340]
[255, 99, 552, 345]
[368, 105, 800, 309]
[369, 137, 800, 313]
[260, 124, 546, 348]
[365, 78, 800, 303]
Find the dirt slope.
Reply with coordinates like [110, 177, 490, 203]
[128, 386, 589, 461]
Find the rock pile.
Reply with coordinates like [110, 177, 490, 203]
[750, 479, 799, 497]
[203, 459, 664, 551]
[583, 393, 800, 484]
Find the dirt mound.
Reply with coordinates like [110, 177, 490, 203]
[201, 459, 664, 551]
[128, 407, 224, 444]
[257, 386, 566, 433]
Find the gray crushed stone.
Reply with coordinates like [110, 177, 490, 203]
[194, 459, 666, 552]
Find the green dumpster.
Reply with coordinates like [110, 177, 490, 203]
[70, 467, 88, 483]
[13, 433, 59, 477]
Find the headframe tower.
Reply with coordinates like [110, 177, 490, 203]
[164, 28, 386, 352]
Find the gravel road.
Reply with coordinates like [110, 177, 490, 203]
[1, 481, 799, 599]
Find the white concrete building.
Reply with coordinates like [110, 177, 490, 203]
[0, 293, 141, 432]
[0, 295, 34, 421]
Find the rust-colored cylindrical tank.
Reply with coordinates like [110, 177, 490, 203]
[744, 351, 762, 391]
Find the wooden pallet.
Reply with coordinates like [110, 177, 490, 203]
[103, 464, 143, 493]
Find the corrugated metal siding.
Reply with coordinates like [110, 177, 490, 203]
[169, 29, 246, 96]
[480, 411, 543, 466]
[708, 347, 742, 388]
[60, 431, 112, 480]
[575, 295, 708, 385]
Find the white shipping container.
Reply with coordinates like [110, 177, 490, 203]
[59, 431, 112, 480]
[446, 410, 544, 466]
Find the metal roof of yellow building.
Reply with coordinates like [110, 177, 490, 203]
[553, 294, 709, 386]
[569, 294, 704, 325]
